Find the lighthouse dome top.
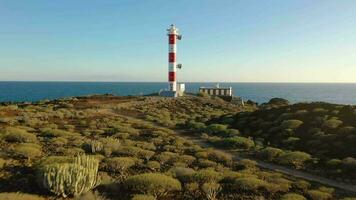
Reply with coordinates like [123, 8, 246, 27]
[167, 24, 179, 35]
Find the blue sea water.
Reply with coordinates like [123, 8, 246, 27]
[0, 82, 355, 105]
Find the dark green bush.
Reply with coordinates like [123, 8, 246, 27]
[146, 161, 161, 171]
[222, 136, 255, 150]
[131, 194, 156, 200]
[0, 193, 45, 200]
[281, 120, 303, 129]
[277, 151, 311, 169]
[322, 119, 343, 129]
[233, 177, 267, 191]
[12, 143, 42, 161]
[307, 189, 332, 200]
[103, 157, 136, 173]
[258, 147, 284, 161]
[4, 127, 37, 143]
[280, 193, 306, 200]
[193, 169, 222, 183]
[125, 173, 181, 198]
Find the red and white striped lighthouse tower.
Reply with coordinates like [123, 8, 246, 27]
[167, 24, 182, 92]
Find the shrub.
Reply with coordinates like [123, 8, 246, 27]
[131, 194, 156, 200]
[155, 152, 178, 165]
[201, 182, 221, 200]
[258, 147, 284, 161]
[268, 98, 289, 105]
[146, 161, 161, 171]
[103, 157, 136, 174]
[197, 159, 217, 168]
[277, 151, 311, 169]
[137, 149, 155, 161]
[12, 143, 42, 161]
[0, 158, 5, 169]
[0, 193, 45, 200]
[341, 157, 356, 173]
[292, 180, 310, 192]
[125, 173, 181, 198]
[237, 159, 257, 170]
[207, 150, 232, 165]
[222, 136, 255, 150]
[37, 155, 100, 197]
[4, 127, 37, 143]
[169, 167, 195, 183]
[280, 193, 306, 200]
[281, 120, 303, 129]
[307, 189, 332, 200]
[50, 137, 68, 146]
[193, 169, 222, 183]
[233, 177, 267, 191]
[197, 92, 210, 98]
[41, 128, 79, 138]
[322, 119, 343, 129]
[206, 124, 228, 135]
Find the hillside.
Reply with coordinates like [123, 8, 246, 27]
[0, 95, 355, 200]
[202, 99, 356, 181]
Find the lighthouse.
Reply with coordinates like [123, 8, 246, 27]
[160, 24, 185, 97]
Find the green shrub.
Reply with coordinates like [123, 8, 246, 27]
[207, 150, 232, 165]
[193, 169, 222, 183]
[281, 120, 303, 129]
[50, 137, 68, 146]
[155, 151, 178, 165]
[125, 173, 181, 198]
[131, 194, 156, 200]
[13, 143, 42, 161]
[292, 180, 310, 191]
[322, 119, 343, 129]
[37, 155, 100, 197]
[222, 136, 255, 150]
[37, 156, 74, 166]
[4, 127, 37, 143]
[280, 193, 306, 200]
[201, 182, 221, 200]
[197, 159, 217, 168]
[169, 167, 195, 183]
[0, 158, 5, 169]
[258, 147, 284, 161]
[41, 128, 79, 138]
[307, 189, 332, 200]
[233, 177, 267, 191]
[103, 157, 136, 173]
[146, 161, 160, 171]
[197, 92, 210, 98]
[277, 151, 311, 169]
[0, 193, 45, 200]
[206, 124, 229, 135]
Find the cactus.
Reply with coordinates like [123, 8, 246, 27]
[89, 140, 103, 153]
[37, 155, 100, 197]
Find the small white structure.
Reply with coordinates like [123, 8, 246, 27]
[199, 84, 232, 97]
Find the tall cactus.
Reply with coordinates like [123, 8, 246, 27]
[37, 155, 100, 197]
[89, 140, 103, 153]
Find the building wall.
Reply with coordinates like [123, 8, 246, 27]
[199, 87, 232, 97]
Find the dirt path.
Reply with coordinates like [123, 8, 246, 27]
[115, 113, 356, 194]
[178, 132, 356, 194]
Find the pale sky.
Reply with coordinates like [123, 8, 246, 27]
[0, 0, 356, 82]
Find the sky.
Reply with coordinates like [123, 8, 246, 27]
[0, 0, 356, 82]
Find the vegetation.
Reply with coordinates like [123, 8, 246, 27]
[206, 100, 356, 180]
[0, 95, 354, 199]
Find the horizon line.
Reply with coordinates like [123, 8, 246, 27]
[0, 80, 356, 84]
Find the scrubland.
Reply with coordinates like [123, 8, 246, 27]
[0, 95, 355, 200]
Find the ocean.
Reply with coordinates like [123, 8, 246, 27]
[0, 82, 355, 105]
